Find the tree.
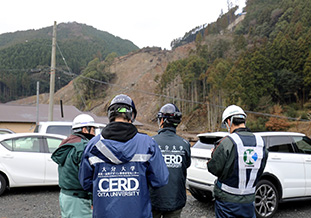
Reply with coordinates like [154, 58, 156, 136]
[205, 58, 232, 131]
[265, 105, 290, 131]
[224, 48, 274, 110]
[273, 69, 302, 104]
[75, 57, 115, 110]
[303, 51, 311, 94]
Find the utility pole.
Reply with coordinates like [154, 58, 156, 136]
[48, 21, 57, 121]
[36, 81, 40, 125]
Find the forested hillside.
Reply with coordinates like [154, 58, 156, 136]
[158, 0, 311, 132]
[0, 22, 138, 102]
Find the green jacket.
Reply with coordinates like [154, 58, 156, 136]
[51, 133, 91, 198]
[207, 128, 268, 203]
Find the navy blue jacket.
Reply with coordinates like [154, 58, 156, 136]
[79, 122, 169, 218]
[150, 127, 191, 211]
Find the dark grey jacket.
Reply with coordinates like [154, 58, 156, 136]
[149, 127, 191, 211]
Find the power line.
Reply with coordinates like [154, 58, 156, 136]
[56, 42, 87, 109]
[0, 68, 48, 72]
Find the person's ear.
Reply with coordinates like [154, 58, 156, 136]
[226, 119, 230, 126]
[82, 127, 88, 134]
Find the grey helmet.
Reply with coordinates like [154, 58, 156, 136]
[107, 94, 137, 122]
[157, 103, 182, 127]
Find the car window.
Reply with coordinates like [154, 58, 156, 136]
[1, 139, 13, 150]
[46, 137, 63, 153]
[293, 136, 311, 154]
[267, 136, 294, 153]
[193, 136, 223, 149]
[2, 137, 41, 152]
[33, 125, 40, 133]
[46, 126, 72, 136]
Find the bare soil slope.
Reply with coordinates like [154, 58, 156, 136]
[92, 46, 193, 122]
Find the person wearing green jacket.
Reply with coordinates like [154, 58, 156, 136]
[207, 105, 268, 218]
[51, 114, 98, 218]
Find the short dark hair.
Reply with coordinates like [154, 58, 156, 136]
[161, 118, 177, 128]
[108, 104, 132, 122]
[109, 112, 130, 122]
[226, 116, 246, 126]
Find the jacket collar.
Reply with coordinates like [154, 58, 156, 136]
[101, 121, 138, 142]
[158, 127, 176, 134]
[232, 127, 251, 133]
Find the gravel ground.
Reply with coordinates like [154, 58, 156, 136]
[0, 186, 61, 218]
[1, 186, 311, 218]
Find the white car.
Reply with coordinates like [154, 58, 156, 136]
[34, 121, 106, 137]
[187, 131, 311, 218]
[0, 128, 15, 134]
[0, 133, 66, 195]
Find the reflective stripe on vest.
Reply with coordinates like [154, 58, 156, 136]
[95, 135, 122, 164]
[219, 133, 264, 195]
[88, 154, 152, 165]
[88, 135, 152, 165]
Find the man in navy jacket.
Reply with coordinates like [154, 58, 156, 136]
[150, 103, 191, 218]
[79, 94, 169, 218]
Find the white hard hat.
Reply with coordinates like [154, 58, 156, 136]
[222, 105, 247, 124]
[72, 114, 98, 130]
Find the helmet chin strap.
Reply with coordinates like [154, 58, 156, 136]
[157, 118, 161, 128]
[158, 118, 165, 128]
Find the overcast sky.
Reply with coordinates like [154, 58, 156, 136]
[0, 0, 245, 50]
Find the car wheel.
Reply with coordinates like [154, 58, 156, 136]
[188, 187, 213, 202]
[0, 174, 7, 196]
[255, 179, 279, 218]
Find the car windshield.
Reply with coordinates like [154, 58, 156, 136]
[46, 126, 72, 136]
[193, 136, 224, 149]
